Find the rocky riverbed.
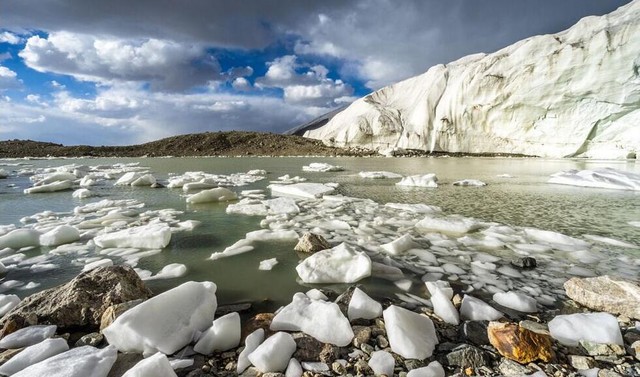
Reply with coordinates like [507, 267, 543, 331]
[0, 264, 637, 377]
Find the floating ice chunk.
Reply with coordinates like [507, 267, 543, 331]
[497, 266, 524, 278]
[247, 169, 266, 175]
[407, 361, 445, 377]
[259, 258, 278, 271]
[426, 281, 453, 300]
[79, 175, 97, 187]
[226, 199, 268, 216]
[82, 258, 113, 272]
[629, 221, 640, 228]
[385, 203, 441, 214]
[94, 224, 171, 249]
[441, 263, 466, 275]
[394, 279, 413, 291]
[145, 263, 187, 280]
[248, 332, 296, 373]
[396, 174, 438, 188]
[0, 325, 57, 349]
[416, 216, 481, 235]
[0, 294, 20, 316]
[368, 350, 394, 376]
[115, 172, 147, 186]
[72, 188, 94, 199]
[409, 249, 438, 264]
[194, 312, 241, 355]
[271, 293, 354, 346]
[493, 291, 537, 313]
[549, 312, 623, 346]
[186, 187, 238, 204]
[182, 181, 216, 193]
[548, 168, 640, 191]
[302, 163, 344, 172]
[285, 358, 303, 377]
[209, 239, 254, 260]
[39, 225, 80, 247]
[459, 295, 503, 321]
[381, 234, 416, 255]
[0, 229, 41, 249]
[296, 243, 371, 284]
[246, 229, 298, 242]
[359, 171, 403, 179]
[237, 329, 265, 374]
[453, 179, 487, 187]
[103, 281, 217, 354]
[265, 197, 300, 215]
[32, 172, 76, 186]
[524, 228, 590, 248]
[0, 169, 9, 179]
[0, 337, 69, 376]
[130, 174, 156, 187]
[430, 287, 459, 325]
[348, 287, 382, 321]
[583, 234, 638, 248]
[371, 262, 404, 281]
[383, 305, 438, 360]
[12, 345, 117, 377]
[270, 183, 335, 199]
[122, 352, 177, 377]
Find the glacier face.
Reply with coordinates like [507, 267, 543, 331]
[304, 2, 640, 159]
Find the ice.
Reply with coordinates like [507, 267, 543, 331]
[12, 345, 117, 377]
[380, 234, 417, 255]
[103, 281, 217, 355]
[430, 286, 459, 325]
[144, 263, 187, 280]
[383, 305, 438, 360]
[0, 325, 57, 349]
[306, 289, 328, 301]
[285, 358, 303, 377]
[265, 197, 300, 214]
[416, 216, 482, 235]
[259, 258, 278, 271]
[131, 174, 157, 187]
[548, 312, 623, 346]
[248, 332, 296, 373]
[524, 228, 590, 248]
[94, 224, 171, 249]
[348, 287, 383, 321]
[406, 361, 446, 377]
[385, 203, 441, 214]
[629, 221, 640, 228]
[459, 295, 503, 321]
[548, 168, 640, 191]
[194, 312, 241, 355]
[82, 259, 114, 272]
[183, 182, 216, 193]
[25, 180, 73, 194]
[226, 199, 268, 216]
[0, 337, 69, 376]
[426, 281, 454, 299]
[396, 174, 438, 188]
[115, 172, 156, 186]
[0, 294, 20, 316]
[359, 171, 403, 179]
[72, 188, 95, 199]
[583, 234, 638, 248]
[237, 329, 265, 374]
[302, 162, 344, 172]
[39, 225, 80, 247]
[0, 229, 41, 249]
[452, 179, 487, 187]
[122, 352, 176, 377]
[296, 243, 371, 284]
[186, 187, 238, 204]
[209, 239, 254, 260]
[368, 350, 394, 376]
[246, 229, 299, 242]
[270, 182, 335, 199]
[271, 293, 354, 346]
[394, 279, 413, 291]
[493, 291, 538, 312]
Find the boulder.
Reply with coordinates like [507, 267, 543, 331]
[294, 232, 331, 253]
[0, 265, 151, 333]
[487, 322, 554, 364]
[564, 275, 640, 319]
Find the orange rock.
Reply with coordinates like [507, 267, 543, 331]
[488, 321, 554, 364]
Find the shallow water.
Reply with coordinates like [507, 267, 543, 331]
[0, 156, 638, 311]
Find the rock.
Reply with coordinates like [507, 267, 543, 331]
[568, 355, 598, 370]
[458, 321, 490, 346]
[0, 265, 151, 332]
[100, 299, 144, 331]
[75, 332, 104, 347]
[497, 359, 531, 376]
[518, 320, 550, 336]
[294, 232, 331, 253]
[331, 361, 346, 375]
[598, 370, 623, 377]
[352, 326, 372, 348]
[292, 333, 337, 363]
[511, 257, 537, 269]
[446, 344, 488, 370]
[579, 340, 626, 356]
[488, 322, 554, 363]
[242, 313, 274, 341]
[632, 340, 640, 361]
[564, 276, 640, 319]
[106, 352, 144, 377]
[376, 334, 389, 348]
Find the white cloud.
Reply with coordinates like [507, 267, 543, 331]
[0, 66, 21, 90]
[0, 31, 21, 45]
[232, 77, 252, 91]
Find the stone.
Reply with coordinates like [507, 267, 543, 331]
[488, 322, 554, 363]
[100, 299, 144, 331]
[568, 355, 598, 370]
[497, 359, 531, 376]
[352, 326, 372, 348]
[518, 320, 550, 336]
[75, 332, 104, 347]
[242, 313, 274, 341]
[579, 340, 627, 356]
[598, 370, 623, 377]
[632, 340, 640, 361]
[294, 232, 331, 253]
[459, 321, 490, 346]
[511, 257, 537, 269]
[0, 348, 22, 366]
[0, 266, 151, 332]
[446, 344, 487, 370]
[292, 333, 337, 363]
[564, 276, 640, 319]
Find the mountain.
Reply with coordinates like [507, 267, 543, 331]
[303, 1, 640, 159]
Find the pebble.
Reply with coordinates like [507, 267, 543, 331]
[568, 355, 597, 370]
[579, 340, 626, 356]
[511, 257, 537, 269]
[74, 332, 104, 347]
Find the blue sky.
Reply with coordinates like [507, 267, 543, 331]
[0, 0, 630, 145]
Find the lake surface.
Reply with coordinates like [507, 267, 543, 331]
[1, 156, 638, 311]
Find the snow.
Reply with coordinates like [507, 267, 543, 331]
[548, 312, 623, 346]
[302, 162, 344, 172]
[39, 225, 80, 247]
[194, 312, 241, 355]
[359, 171, 403, 179]
[406, 361, 446, 377]
[383, 305, 438, 360]
[259, 258, 278, 270]
[122, 352, 177, 377]
[0, 338, 69, 376]
[459, 295, 503, 321]
[94, 224, 172, 249]
[248, 332, 296, 373]
[0, 294, 20, 316]
[270, 182, 336, 199]
[380, 234, 417, 255]
[186, 187, 238, 204]
[348, 287, 383, 321]
[271, 293, 354, 346]
[12, 345, 117, 377]
[103, 281, 217, 355]
[0, 229, 41, 249]
[296, 242, 371, 284]
[368, 350, 395, 377]
[493, 291, 538, 313]
[548, 168, 640, 191]
[237, 329, 265, 374]
[453, 179, 487, 187]
[396, 174, 438, 188]
[0, 325, 57, 349]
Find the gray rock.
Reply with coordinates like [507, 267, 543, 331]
[511, 257, 537, 269]
[459, 321, 490, 345]
[519, 320, 550, 336]
[404, 359, 425, 371]
[106, 352, 144, 377]
[631, 340, 640, 361]
[564, 275, 640, 319]
[623, 330, 640, 345]
[446, 344, 488, 369]
[332, 361, 346, 375]
[598, 370, 623, 377]
[75, 332, 104, 347]
[498, 359, 531, 376]
[294, 232, 331, 253]
[293, 333, 337, 363]
[376, 334, 389, 348]
[579, 340, 627, 356]
[568, 355, 597, 370]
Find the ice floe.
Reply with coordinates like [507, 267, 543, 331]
[94, 224, 171, 249]
[459, 295, 503, 321]
[186, 187, 238, 204]
[453, 179, 487, 186]
[0, 337, 69, 376]
[359, 171, 403, 179]
[0, 325, 57, 349]
[270, 182, 336, 199]
[302, 162, 344, 172]
[548, 167, 640, 191]
[296, 243, 371, 284]
[259, 258, 278, 270]
[396, 174, 438, 188]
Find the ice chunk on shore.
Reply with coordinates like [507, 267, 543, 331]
[524, 228, 590, 248]
[381, 234, 417, 255]
[0, 337, 69, 376]
[426, 281, 454, 300]
[39, 225, 80, 247]
[303, 162, 344, 172]
[94, 224, 171, 249]
[493, 291, 538, 313]
[296, 243, 371, 284]
[583, 234, 638, 248]
[396, 174, 438, 188]
[348, 287, 382, 321]
[384, 305, 438, 360]
[72, 188, 94, 199]
[0, 229, 41, 250]
[548, 312, 623, 346]
[270, 182, 335, 199]
[0, 325, 57, 349]
[548, 168, 640, 191]
[122, 352, 176, 377]
[416, 216, 481, 235]
[103, 281, 217, 354]
[406, 361, 445, 377]
[369, 350, 394, 377]
[0, 294, 20, 316]
[431, 286, 459, 325]
[194, 312, 241, 355]
[248, 332, 296, 373]
[460, 295, 503, 321]
[12, 345, 117, 377]
[359, 171, 403, 179]
[285, 358, 303, 377]
[271, 293, 354, 346]
[186, 187, 238, 204]
[385, 202, 441, 214]
[453, 179, 487, 187]
[237, 329, 265, 374]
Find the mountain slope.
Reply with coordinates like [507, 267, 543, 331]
[304, 1, 640, 159]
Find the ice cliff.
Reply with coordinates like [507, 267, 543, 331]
[304, 1, 640, 159]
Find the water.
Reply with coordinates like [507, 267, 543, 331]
[1, 156, 639, 311]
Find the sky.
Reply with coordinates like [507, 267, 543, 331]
[0, 0, 631, 146]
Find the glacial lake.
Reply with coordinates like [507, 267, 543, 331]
[0, 156, 639, 312]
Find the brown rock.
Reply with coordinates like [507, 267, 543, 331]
[100, 299, 144, 332]
[564, 276, 640, 319]
[293, 333, 337, 362]
[242, 313, 274, 341]
[0, 265, 152, 333]
[294, 232, 331, 253]
[0, 348, 22, 366]
[488, 321, 554, 364]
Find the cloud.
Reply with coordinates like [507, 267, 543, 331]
[0, 31, 22, 45]
[0, 66, 21, 90]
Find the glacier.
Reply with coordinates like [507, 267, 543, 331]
[304, 2, 640, 159]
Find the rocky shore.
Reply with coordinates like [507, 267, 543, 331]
[0, 265, 637, 377]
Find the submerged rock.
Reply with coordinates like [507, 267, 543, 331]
[564, 275, 640, 319]
[487, 322, 554, 363]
